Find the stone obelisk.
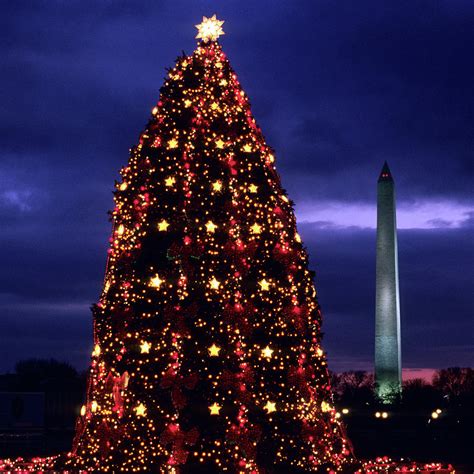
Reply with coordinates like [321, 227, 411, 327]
[375, 162, 402, 401]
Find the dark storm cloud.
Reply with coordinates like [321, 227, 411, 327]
[233, 0, 474, 203]
[0, 1, 472, 372]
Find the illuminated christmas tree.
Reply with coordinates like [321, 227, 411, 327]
[5, 16, 353, 473]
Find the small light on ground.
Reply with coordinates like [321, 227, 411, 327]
[382, 412, 388, 419]
[431, 411, 439, 419]
[375, 411, 381, 418]
[342, 408, 349, 415]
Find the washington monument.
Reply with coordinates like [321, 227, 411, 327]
[375, 162, 402, 401]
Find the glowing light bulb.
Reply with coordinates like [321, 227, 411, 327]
[92, 344, 101, 357]
[321, 401, 332, 413]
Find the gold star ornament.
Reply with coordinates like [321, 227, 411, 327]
[140, 341, 151, 354]
[264, 401, 277, 414]
[134, 403, 147, 417]
[208, 344, 221, 357]
[215, 138, 225, 149]
[150, 274, 164, 288]
[158, 219, 170, 232]
[212, 180, 223, 192]
[205, 221, 217, 233]
[195, 15, 225, 43]
[251, 223, 262, 234]
[262, 346, 274, 359]
[165, 176, 176, 187]
[210, 277, 221, 290]
[167, 138, 178, 149]
[209, 402, 222, 415]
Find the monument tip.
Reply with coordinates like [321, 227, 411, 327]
[378, 161, 393, 183]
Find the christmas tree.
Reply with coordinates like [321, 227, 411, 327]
[67, 15, 351, 472]
[4, 16, 353, 473]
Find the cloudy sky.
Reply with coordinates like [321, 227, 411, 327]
[1, 0, 472, 374]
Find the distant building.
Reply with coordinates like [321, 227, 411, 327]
[0, 371, 85, 431]
[375, 162, 402, 401]
[0, 392, 44, 430]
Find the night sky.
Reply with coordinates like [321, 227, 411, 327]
[1, 1, 473, 375]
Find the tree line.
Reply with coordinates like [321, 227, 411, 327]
[330, 367, 474, 409]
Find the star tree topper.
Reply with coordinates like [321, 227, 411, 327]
[195, 14, 225, 43]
